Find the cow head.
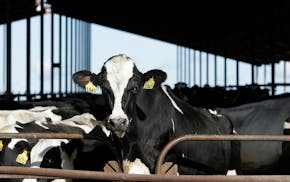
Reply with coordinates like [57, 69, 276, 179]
[73, 54, 167, 138]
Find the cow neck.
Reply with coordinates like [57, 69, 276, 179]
[136, 86, 176, 121]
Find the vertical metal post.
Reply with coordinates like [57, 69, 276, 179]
[214, 55, 217, 86]
[199, 51, 202, 86]
[271, 62, 275, 96]
[255, 66, 259, 84]
[2, 1, 6, 92]
[80, 21, 83, 88]
[65, 17, 68, 95]
[236, 60, 239, 88]
[284, 61, 286, 93]
[73, 20, 78, 92]
[176, 46, 179, 82]
[184, 48, 187, 84]
[88, 23, 91, 70]
[77, 20, 80, 91]
[26, 17, 31, 100]
[264, 64, 267, 86]
[70, 18, 73, 92]
[79, 21, 82, 71]
[79, 21, 81, 71]
[251, 64, 255, 84]
[86, 23, 88, 71]
[83, 22, 85, 69]
[40, 0, 44, 97]
[206, 53, 209, 85]
[51, 13, 54, 95]
[84, 23, 87, 70]
[87, 23, 90, 70]
[59, 15, 62, 94]
[86, 23, 89, 70]
[6, 21, 11, 94]
[193, 50, 196, 85]
[180, 47, 182, 82]
[224, 57, 227, 88]
[188, 49, 191, 86]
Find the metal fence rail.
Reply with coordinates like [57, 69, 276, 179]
[0, 167, 290, 182]
[0, 133, 84, 139]
[0, 133, 290, 181]
[155, 134, 290, 174]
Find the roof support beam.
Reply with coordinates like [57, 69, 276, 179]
[271, 62, 275, 96]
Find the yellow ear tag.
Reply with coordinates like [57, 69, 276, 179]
[0, 140, 3, 152]
[85, 81, 97, 94]
[143, 77, 155, 89]
[70, 148, 78, 160]
[16, 150, 28, 165]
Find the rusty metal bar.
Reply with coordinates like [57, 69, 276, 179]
[1, 133, 289, 141]
[0, 133, 84, 139]
[0, 167, 290, 182]
[155, 134, 290, 174]
[0, 174, 56, 179]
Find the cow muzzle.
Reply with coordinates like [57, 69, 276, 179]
[107, 117, 129, 138]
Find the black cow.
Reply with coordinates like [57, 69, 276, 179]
[73, 54, 234, 175]
[217, 95, 290, 174]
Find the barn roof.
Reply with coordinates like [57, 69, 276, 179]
[2, 0, 290, 66]
[0, 0, 37, 23]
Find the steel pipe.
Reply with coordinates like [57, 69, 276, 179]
[0, 167, 290, 182]
[2, 133, 289, 141]
[155, 134, 290, 174]
[0, 133, 84, 139]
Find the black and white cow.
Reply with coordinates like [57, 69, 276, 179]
[216, 95, 290, 174]
[0, 106, 120, 182]
[73, 54, 234, 175]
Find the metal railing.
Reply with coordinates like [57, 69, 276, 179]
[0, 133, 290, 181]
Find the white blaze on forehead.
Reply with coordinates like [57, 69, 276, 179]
[105, 55, 134, 120]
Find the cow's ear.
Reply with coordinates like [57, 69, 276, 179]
[73, 70, 101, 93]
[142, 69, 167, 89]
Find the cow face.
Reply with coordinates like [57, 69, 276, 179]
[73, 54, 142, 138]
[73, 54, 167, 138]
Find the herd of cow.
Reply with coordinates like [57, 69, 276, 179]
[0, 54, 290, 181]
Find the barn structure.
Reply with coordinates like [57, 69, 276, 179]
[1, 0, 290, 181]
[1, 0, 290, 101]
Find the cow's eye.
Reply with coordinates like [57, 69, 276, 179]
[129, 87, 138, 94]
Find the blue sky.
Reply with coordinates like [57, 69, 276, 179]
[90, 24, 177, 87]
[0, 14, 289, 96]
